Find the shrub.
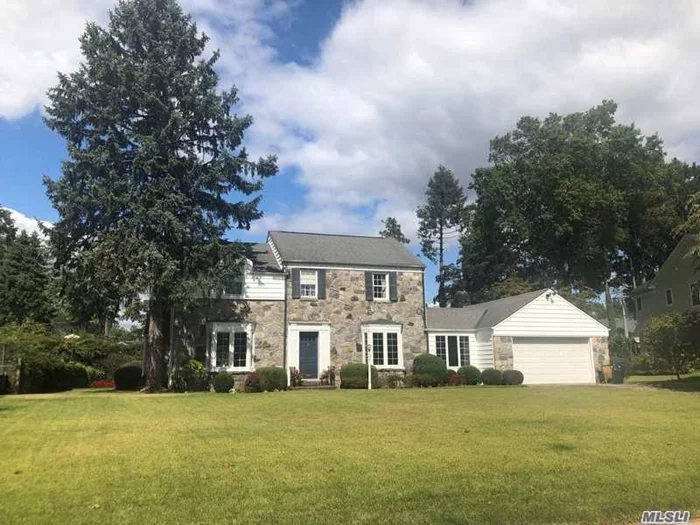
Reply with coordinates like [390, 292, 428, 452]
[458, 365, 481, 385]
[412, 353, 448, 386]
[447, 369, 461, 386]
[0, 374, 9, 395]
[257, 366, 287, 391]
[244, 372, 266, 393]
[114, 361, 142, 391]
[411, 373, 439, 387]
[642, 311, 700, 379]
[171, 360, 209, 392]
[381, 373, 404, 389]
[339, 363, 379, 389]
[481, 368, 503, 386]
[502, 369, 524, 385]
[90, 379, 115, 389]
[213, 372, 234, 393]
[17, 353, 89, 394]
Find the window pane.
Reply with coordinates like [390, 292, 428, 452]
[666, 289, 673, 305]
[387, 333, 399, 365]
[447, 336, 459, 367]
[692, 283, 700, 307]
[373, 273, 387, 299]
[300, 270, 316, 284]
[300, 284, 316, 297]
[216, 332, 230, 367]
[636, 297, 642, 311]
[233, 332, 247, 368]
[372, 332, 384, 366]
[224, 278, 243, 296]
[435, 336, 446, 362]
[459, 336, 470, 366]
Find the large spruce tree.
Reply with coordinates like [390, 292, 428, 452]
[44, 0, 277, 390]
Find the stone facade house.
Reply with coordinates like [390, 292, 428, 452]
[172, 231, 426, 384]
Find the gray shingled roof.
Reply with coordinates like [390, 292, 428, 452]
[247, 243, 282, 273]
[426, 289, 549, 331]
[268, 231, 425, 268]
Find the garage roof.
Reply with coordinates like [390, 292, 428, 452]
[426, 289, 549, 331]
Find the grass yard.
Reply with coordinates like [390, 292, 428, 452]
[1, 387, 699, 525]
[628, 370, 700, 392]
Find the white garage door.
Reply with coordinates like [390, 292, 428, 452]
[512, 337, 594, 384]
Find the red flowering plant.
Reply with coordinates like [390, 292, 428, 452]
[90, 379, 115, 389]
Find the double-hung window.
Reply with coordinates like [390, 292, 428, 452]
[223, 275, 244, 297]
[372, 273, 389, 300]
[665, 289, 674, 306]
[363, 326, 402, 368]
[435, 335, 471, 368]
[209, 323, 252, 371]
[300, 270, 318, 298]
[691, 282, 700, 307]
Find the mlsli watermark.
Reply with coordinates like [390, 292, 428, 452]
[640, 510, 691, 524]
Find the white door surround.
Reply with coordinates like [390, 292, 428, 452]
[286, 323, 331, 382]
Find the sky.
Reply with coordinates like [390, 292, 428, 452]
[1, 0, 700, 303]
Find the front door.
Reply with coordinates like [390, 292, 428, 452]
[299, 332, 319, 379]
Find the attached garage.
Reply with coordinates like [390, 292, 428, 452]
[426, 289, 609, 385]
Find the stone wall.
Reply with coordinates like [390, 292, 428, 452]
[286, 269, 426, 371]
[492, 336, 513, 370]
[591, 336, 610, 372]
[175, 299, 285, 368]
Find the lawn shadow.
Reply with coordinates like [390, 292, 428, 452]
[549, 443, 575, 452]
[644, 376, 700, 393]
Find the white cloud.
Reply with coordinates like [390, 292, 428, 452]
[3, 0, 700, 243]
[2, 207, 52, 237]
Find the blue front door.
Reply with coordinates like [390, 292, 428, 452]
[299, 332, 319, 379]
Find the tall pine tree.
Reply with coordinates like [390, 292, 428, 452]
[379, 217, 410, 244]
[44, 0, 277, 390]
[417, 165, 465, 306]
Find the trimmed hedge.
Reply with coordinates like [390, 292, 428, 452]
[257, 366, 287, 391]
[244, 372, 265, 393]
[412, 353, 448, 386]
[339, 363, 379, 389]
[18, 355, 89, 394]
[458, 365, 481, 385]
[411, 373, 440, 387]
[114, 361, 142, 391]
[447, 369, 461, 386]
[213, 372, 234, 393]
[481, 368, 503, 386]
[502, 369, 524, 385]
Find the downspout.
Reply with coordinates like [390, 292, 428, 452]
[422, 268, 428, 354]
[282, 268, 289, 381]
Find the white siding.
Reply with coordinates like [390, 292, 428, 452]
[493, 292, 608, 337]
[426, 331, 493, 370]
[238, 267, 285, 301]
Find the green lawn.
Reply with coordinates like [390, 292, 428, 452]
[1, 387, 699, 525]
[628, 370, 700, 392]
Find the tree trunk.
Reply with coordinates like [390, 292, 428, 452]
[604, 279, 615, 336]
[438, 219, 445, 307]
[144, 296, 167, 391]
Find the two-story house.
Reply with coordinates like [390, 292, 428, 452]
[630, 234, 700, 332]
[172, 231, 426, 384]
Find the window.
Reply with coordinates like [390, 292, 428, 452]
[636, 297, 642, 312]
[372, 273, 389, 300]
[435, 335, 471, 368]
[363, 327, 403, 368]
[435, 336, 446, 362]
[223, 275, 243, 296]
[665, 289, 673, 306]
[209, 323, 251, 371]
[691, 282, 700, 307]
[459, 336, 470, 366]
[216, 332, 230, 367]
[300, 270, 317, 298]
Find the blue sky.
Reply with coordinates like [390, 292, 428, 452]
[1, 0, 699, 303]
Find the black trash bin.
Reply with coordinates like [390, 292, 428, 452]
[611, 362, 626, 384]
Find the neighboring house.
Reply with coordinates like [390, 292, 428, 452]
[426, 289, 610, 384]
[172, 231, 426, 384]
[630, 234, 700, 332]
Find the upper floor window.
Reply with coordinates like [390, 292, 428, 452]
[223, 275, 243, 296]
[435, 335, 470, 368]
[373, 273, 389, 300]
[300, 270, 318, 298]
[691, 282, 700, 307]
[665, 289, 673, 306]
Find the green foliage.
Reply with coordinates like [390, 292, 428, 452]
[447, 369, 461, 386]
[257, 366, 287, 391]
[458, 365, 481, 385]
[641, 312, 700, 379]
[114, 361, 143, 391]
[380, 373, 404, 389]
[412, 353, 448, 386]
[339, 363, 379, 389]
[213, 372, 234, 393]
[410, 373, 441, 387]
[379, 217, 410, 244]
[244, 372, 265, 393]
[417, 165, 465, 306]
[502, 370, 524, 385]
[0, 231, 55, 325]
[609, 334, 637, 361]
[19, 356, 89, 394]
[43, 0, 278, 389]
[171, 360, 209, 392]
[481, 368, 503, 386]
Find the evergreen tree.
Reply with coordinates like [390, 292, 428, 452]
[0, 231, 55, 325]
[416, 165, 465, 306]
[0, 207, 16, 260]
[379, 217, 410, 244]
[44, 0, 277, 390]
